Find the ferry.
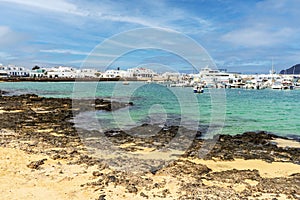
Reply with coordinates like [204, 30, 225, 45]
[199, 67, 234, 85]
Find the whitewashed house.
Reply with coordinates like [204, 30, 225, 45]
[0, 70, 8, 77]
[46, 66, 76, 78]
[127, 67, 156, 78]
[1, 65, 29, 77]
[30, 68, 46, 78]
[161, 72, 181, 81]
[75, 69, 99, 78]
[101, 69, 129, 78]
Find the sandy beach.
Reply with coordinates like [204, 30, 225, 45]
[0, 94, 300, 200]
[1, 143, 300, 200]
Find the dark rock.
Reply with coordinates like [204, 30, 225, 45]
[126, 184, 138, 193]
[107, 175, 117, 183]
[95, 99, 104, 104]
[97, 194, 106, 200]
[0, 90, 9, 96]
[150, 166, 160, 175]
[27, 158, 47, 169]
[140, 192, 149, 199]
[184, 131, 300, 165]
[92, 171, 102, 177]
[104, 129, 127, 137]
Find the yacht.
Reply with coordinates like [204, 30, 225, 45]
[271, 81, 282, 89]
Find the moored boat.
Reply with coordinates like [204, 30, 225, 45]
[271, 81, 282, 89]
[193, 85, 204, 93]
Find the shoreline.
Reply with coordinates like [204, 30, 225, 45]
[0, 94, 300, 199]
[0, 77, 138, 82]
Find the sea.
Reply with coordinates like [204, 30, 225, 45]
[1, 81, 299, 139]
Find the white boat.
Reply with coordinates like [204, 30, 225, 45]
[271, 81, 282, 89]
[294, 86, 300, 89]
[193, 85, 204, 93]
[243, 80, 256, 89]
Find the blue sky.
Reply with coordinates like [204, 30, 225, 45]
[0, 0, 299, 73]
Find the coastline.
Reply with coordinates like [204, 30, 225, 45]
[0, 77, 138, 82]
[0, 94, 300, 199]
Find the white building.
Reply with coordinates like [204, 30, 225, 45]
[0, 70, 8, 77]
[30, 68, 46, 78]
[75, 69, 99, 78]
[161, 72, 181, 80]
[127, 67, 156, 78]
[46, 66, 76, 78]
[101, 69, 130, 78]
[0, 65, 29, 77]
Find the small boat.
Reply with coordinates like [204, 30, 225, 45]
[281, 79, 293, 90]
[123, 81, 129, 85]
[193, 85, 204, 93]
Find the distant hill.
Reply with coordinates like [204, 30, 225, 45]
[280, 64, 300, 74]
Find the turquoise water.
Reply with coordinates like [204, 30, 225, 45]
[0, 81, 299, 137]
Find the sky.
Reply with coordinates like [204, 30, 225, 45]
[0, 0, 299, 73]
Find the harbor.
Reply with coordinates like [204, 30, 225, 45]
[1, 64, 300, 91]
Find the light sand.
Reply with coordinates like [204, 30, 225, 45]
[0, 147, 99, 200]
[31, 108, 52, 114]
[1, 144, 300, 199]
[0, 109, 24, 113]
[0, 146, 182, 200]
[184, 158, 300, 178]
[271, 138, 300, 148]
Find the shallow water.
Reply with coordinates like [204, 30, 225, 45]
[0, 81, 299, 137]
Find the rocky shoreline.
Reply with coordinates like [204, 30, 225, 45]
[0, 93, 300, 199]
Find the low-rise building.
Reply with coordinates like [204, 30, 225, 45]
[75, 69, 99, 78]
[30, 68, 46, 78]
[0, 65, 29, 77]
[127, 67, 156, 78]
[0, 70, 8, 77]
[46, 66, 76, 78]
[101, 69, 129, 78]
[161, 72, 181, 81]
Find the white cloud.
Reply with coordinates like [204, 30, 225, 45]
[0, 0, 215, 34]
[40, 49, 89, 56]
[99, 14, 158, 27]
[221, 27, 294, 47]
[0, 26, 27, 47]
[40, 49, 120, 59]
[0, 0, 87, 16]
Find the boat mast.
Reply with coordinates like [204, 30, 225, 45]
[271, 58, 275, 83]
[271, 58, 275, 74]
